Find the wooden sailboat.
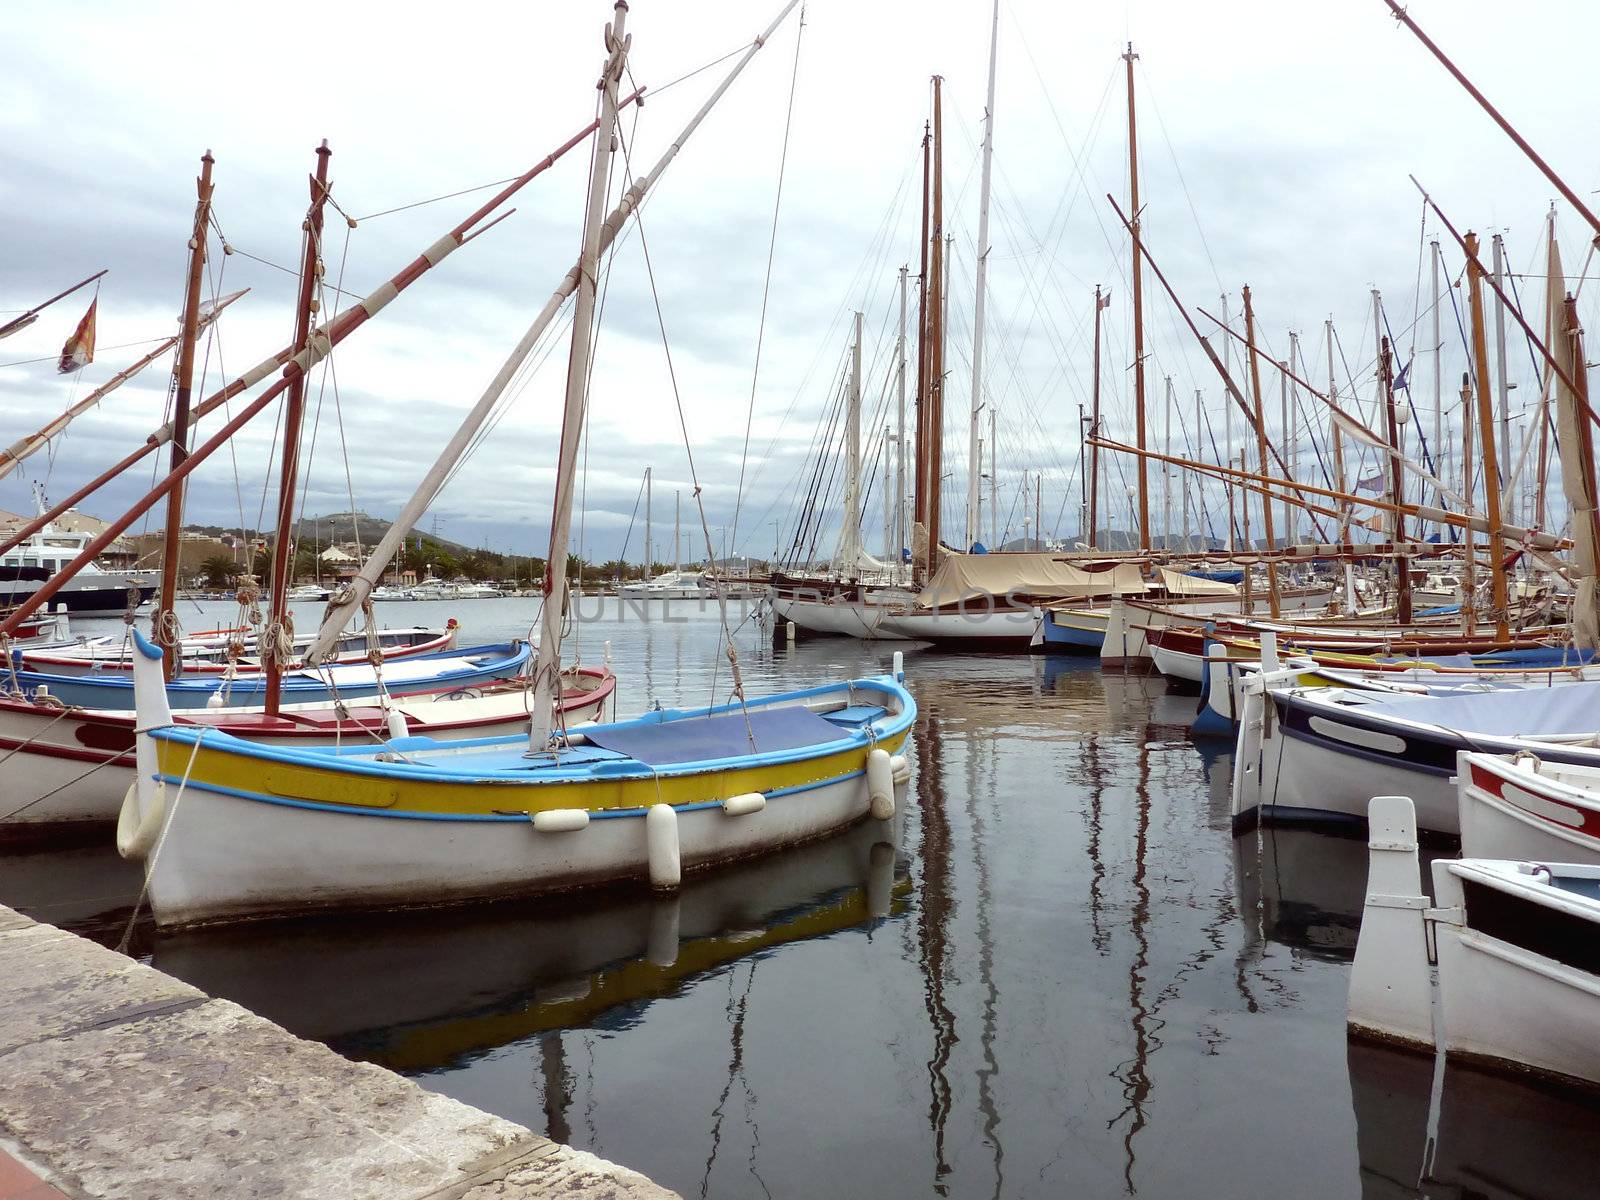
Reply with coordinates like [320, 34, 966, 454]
[0, 144, 619, 841]
[121, 0, 914, 928]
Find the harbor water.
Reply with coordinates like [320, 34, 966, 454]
[6, 596, 1600, 1198]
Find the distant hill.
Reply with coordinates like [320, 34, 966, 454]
[179, 512, 485, 560]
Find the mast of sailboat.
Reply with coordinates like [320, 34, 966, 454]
[1492, 233, 1512, 521]
[530, 1, 630, 751]
[1090, 285, 1105, 549]
[913, 120, 932, 586]
[882, 421, 893, 563]
[1460, 373, 1477, 631]
[1537, 209, 1557, 531]
[1431, 239, 1445, 536]
[263, 140, 332, 717]
[1221, 295, 1233, 551]
[964, 0, 999, 554]
[1162, 375, 1173, 551]
[1280, 336, 1292, 547]
[1123, 43, 1150, 551]
[896, 264, 908, 578]
[674, 489, 681, 573]
[644, 467, 652, 577]
[989, 406, 998, 549]
[1186, 389, 1199, 550]
[841, 311, 863, 578]
[1465, 230, 1511, 641]
[1379, 334, 1413, 624]
[1326, 317, 1356, 608]
[153, 150, 216, 680]
[1242, 286, 1280, 615]
[925, 77, 946, 573]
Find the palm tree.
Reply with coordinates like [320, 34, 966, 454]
[199, 554, 239, 591]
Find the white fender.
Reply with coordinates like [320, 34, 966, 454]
[721, 792, 766, 816]
[116, 779, 164, 860]
[205, 689, 226, 710]
[867, 747, 895, 820]
[646, 803, 680, 890]
[532, 808, 589, 832]
[892, 650, 904, 680]
[889, 753, 910, 785]
[129, 629, 174, 841]
[1347, 796, 1436, 1049]
[385, 706, 410, 741]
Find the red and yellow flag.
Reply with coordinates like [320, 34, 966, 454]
[57, 298, 97, 374]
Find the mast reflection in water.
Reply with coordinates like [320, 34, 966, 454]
[5, 599, 1600, 1197]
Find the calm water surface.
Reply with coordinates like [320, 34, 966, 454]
[6, 596, 1600, 1198]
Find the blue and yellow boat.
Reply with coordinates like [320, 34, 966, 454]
[121, 630, 916, 928]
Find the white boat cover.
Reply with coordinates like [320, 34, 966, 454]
[1306, 679, 1600, 738]
[1155, 566, 1239, 596]
[914, 552, 1148, 608]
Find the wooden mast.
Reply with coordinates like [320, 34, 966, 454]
[927, 76, 946, 569]
[1380, 336, 1413, 624]
[1123, 43, 1150, 550]
[530, 0, 630, 750]
[263, 140, 333, 716]
[1089, 284, 1104, 548]
[1459, 373, 1477, 631]
[1241, 286, 1280, 615]
[912, 121, 931, 584]
[1465, 230, 1511, 640]
[153, 150, 216, 680]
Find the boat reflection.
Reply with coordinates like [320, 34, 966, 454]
[150, 817, 909, 1074]
[1234, 827, 1370, 962]
[1347, 1038, 1600, 1198]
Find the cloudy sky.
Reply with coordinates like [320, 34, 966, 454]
[5, 0, 1598, 565]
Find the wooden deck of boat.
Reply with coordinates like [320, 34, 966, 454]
[0, 904, 676, 1199]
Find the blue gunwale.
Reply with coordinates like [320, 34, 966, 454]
[148, 672, 915, 786]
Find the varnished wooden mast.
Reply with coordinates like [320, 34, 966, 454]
[1123, 44, 1149, 550]
[1465, 230, 1511, 640]
[1089, 284, 1104, 549]
[1459, 373, 1477, 630]
[153, 150, 216, 680]
[264, 140, 333, 716]
[927, 77, 945, 568]
[1241, 286, 1279, 616]
[1379, 336, 1413, 624]
[913, 120, 931, 582]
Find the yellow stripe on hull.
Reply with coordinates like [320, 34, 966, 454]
[160, 730, 911, 818]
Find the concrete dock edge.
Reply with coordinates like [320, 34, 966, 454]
[0, 905, 679, 1200]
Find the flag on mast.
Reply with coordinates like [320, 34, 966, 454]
[57, 298, 97, 373]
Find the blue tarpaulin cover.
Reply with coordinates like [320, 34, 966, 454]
[582, 704, 848, 767]
[1350, 680, 1600, 737]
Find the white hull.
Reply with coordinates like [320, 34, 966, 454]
[1149, 643, 1205, 684]
[1350, 796, 1600, 1090]
[1459, 753, 1600, 865]
[1435, 892, 1600, 1086]
[872, 605, 1036, 643]
[142, 762, 895, 927]
[770, 595, 912, 640]
[1231, 685, 1458, 833]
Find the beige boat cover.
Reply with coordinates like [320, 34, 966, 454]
[1549, 236, 1599, 650]
[1155, 566, 1239, 596]
[914, 552, 1148, 608]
